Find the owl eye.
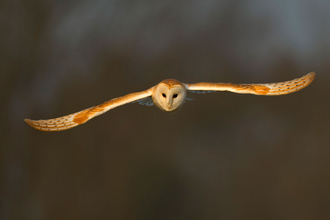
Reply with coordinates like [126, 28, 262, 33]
[162, 93, 166, 98]
[173, 94, 178, 98]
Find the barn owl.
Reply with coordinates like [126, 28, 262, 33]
[25, 72, 315, 131]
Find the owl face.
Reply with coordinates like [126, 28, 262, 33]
[152, 79, 186, 112]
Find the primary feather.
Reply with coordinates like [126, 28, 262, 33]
[184, 72, 315, 95]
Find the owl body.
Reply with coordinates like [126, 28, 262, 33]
[25, 72, 315, 131]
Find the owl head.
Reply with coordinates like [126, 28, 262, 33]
[152, 79, 187, 112]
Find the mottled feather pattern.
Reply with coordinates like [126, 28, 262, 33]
[185, 72, 315, 95]
[25, 73, 315, 131]
[24, 107, 94, 131]
[258, 72, 315, 95]
[25, 89, 152, 131]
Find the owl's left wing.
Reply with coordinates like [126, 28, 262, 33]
[184, 72, 315, 95]
[25, 88, 153, 131]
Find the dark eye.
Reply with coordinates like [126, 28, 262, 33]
[162, 93, 166, 98]
[173, 94, 178, 98]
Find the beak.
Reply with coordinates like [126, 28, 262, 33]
[167, 97, 172, 109]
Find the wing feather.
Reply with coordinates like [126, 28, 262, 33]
[132, 96, 154, 106]
[185, 72, 315, 95]
[25, 88, 153, 131]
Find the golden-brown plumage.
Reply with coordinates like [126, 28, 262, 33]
[25, 72, 315, 131]
[185, 72, 315, 95]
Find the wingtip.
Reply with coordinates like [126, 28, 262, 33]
[24, 118, 38, 130]
[24, 118, 32, 125]
[24, 118, 39, 130]
[308, 72, 316, 80]
[306, 72, 316, 85]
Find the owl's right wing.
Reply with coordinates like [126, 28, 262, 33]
[25, 88, 154, 132]
[184, 72, 315, 95]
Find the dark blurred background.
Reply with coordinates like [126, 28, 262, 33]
[1, 0, 330, 219]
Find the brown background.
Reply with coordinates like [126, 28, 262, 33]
[1, 0, 330, 219]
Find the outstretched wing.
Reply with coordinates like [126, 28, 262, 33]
[184, 72, 315, 95]
[25, 88, 153, 131]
